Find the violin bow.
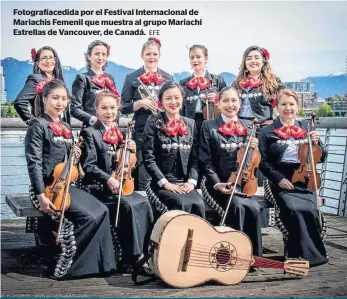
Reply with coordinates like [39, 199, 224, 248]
[114, 123, 130, 228]
[56, 151, 75, 245]
[307, 113, 322, 229]
[220, 122, 257, 226]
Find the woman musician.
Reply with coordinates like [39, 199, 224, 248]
[80, 90, 154, 275]
[199, 86, 262, 257]
[232, 46, 284, 126]
[142, 82, 205, 218]
[121, 37, 173, 191]
[71, 40, 118, 127]
[258, 89, 328, 267]
[15, 46, 70, 125]
[25, 80, 116, 279]
[180, 44, 226, 134]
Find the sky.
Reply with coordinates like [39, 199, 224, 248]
[1, 1, 347, 81]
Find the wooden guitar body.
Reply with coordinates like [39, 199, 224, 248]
[149, 210, 253, 288]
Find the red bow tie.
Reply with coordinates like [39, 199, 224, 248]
[273, 125, 307, 140]
[92, 74, 120, 97]
[102, 127, 125, 145]
[240, 76, 263, 89]
[49, 121, 71, 138]
[218, 121, 247, 136]
[139, 71, 165, 85]
[162, 119, 188, 137]
[186, 77, 211, 91]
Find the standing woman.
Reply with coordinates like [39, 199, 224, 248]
[199, 86, 262, 256]
[180, 45, 226, 134]
[25, 80, 116, 279]
[80, 90, 154, 273]
[71, 40, 119, 127]
[232, 46, 284, 125]
[142, 82, 205, 218]
[14, 46, 69, 124]
[121, 37, 173, 191]
[258, 89, 328, 267]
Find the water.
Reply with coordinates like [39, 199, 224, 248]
[1, 129, 346, 219]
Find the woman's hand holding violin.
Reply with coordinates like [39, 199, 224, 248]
[72, 144, 82, 160]
[279, 178, 295, 190]
[309, 131, 320, 145]
[207, 93, 217, 102]
[249, 137, 259, 150]
[215, 183, 233, 194]
[107, 177, 120, 194]
[126, 140, 136, 153]
[38, 194, 56, 213]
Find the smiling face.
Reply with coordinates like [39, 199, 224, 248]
[161, 86, 183, 118]
[88, 45, 108, 71]
[141, 44, 160, 70]
[245, 50, 264, 76]
[37, 49, 56, 76]
[43, 87, 68, 119]
[95, 95, 118, 125]
[277, 94, 299, 122]
[189, 47, 207, 74]
[218, 89, 241, 119]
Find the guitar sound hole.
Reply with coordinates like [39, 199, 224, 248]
[209, 242, 237, 272]
[216, 248, 231, 265]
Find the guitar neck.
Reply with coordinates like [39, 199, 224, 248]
[253, 256, 284, 269]
[252, 256, 310, 276]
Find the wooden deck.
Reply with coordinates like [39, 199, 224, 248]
[1, 215, 347, 298]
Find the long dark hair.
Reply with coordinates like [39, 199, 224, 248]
[34, 80, 71, 118]
[232, 45, 280, 100]
[32, 46, 64, 81]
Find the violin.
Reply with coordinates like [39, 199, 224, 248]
[220, 120, 260, 226]
[291, 112, 322, 192]
[227, 121, 261, 197]
[202, 79, 221, 120]
[112, 121, 136, 196]
[113, 121, 136, 227]
[45, 136, 83, 244]
[291, 112, 323, 229]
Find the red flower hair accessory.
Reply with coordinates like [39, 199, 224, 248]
[107, 45, 111, 56]
[36, 78, 55, 94]
[31, 48, 37, 62]
[262, 48, 270, 60]
[153, 38, 161, 46]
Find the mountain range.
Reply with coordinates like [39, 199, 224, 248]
[1, 57, 346, 100]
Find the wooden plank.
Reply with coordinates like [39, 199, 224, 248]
[5, 187, 271, 218]
[5, 194, 43, 217]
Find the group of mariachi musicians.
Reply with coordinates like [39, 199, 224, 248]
[14, 38, 328, 281]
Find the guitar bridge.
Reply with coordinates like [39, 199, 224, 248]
[182, 229, 194, 272]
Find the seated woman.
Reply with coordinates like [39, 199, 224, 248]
[15, 46, 70, 124]
[142, 82, 205, 218]
[258, 89, 328, 267]
[25, 79, 116, 279]
[199, 86, 262, 256]
[80, 90, 154, 273]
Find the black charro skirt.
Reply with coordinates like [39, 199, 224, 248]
[29, 185, 116, 279]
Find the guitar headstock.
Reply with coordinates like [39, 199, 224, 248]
[284, 259, 310, 276]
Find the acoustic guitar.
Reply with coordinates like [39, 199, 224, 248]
[148, 210, 309, 288]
